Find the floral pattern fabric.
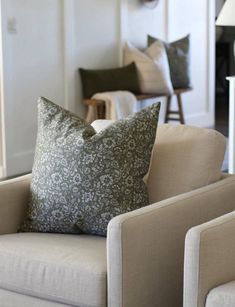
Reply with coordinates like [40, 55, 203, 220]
[21, 97, 160, 236]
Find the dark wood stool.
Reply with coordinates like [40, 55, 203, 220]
[84, 88, 192, 124]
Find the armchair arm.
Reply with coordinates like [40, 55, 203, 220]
[184, 211, 235, 307]
[107, 174, 235, 307]
[0, 174, 31, 234]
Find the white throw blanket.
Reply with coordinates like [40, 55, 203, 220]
[92, 91, 139, 120]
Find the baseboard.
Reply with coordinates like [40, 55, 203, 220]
[185, 112, 214, 128]
[141, 99, 214, 128]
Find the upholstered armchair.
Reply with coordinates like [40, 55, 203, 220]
[0, 123, 235, 307]
[184, 210, 235, 307]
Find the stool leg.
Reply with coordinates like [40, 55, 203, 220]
[86, 105, 98, 123]
[176, 93, 185, 124]
[164, 95, 172, 123]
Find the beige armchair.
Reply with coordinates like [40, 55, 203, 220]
[0, 123, 235, 307]
[184, 210, 235, 307]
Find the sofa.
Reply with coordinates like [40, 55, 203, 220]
[0, 123, 235, 307]
[184, 210, 235, 307]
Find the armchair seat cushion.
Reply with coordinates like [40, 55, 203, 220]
[0, 233, 107, 307]
[206, 281, 235, 307]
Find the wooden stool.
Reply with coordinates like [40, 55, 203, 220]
[84, 88, 192, 124]
[164, 88, 192, 124]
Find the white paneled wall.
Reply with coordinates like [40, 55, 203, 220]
[0, 0, 215, 177]
[0, 0, 65, 177]
[63, 0, 121, 116]
[126, 0, 168, 47]
[167, 0, 215, 127]
[126, 0, 215, 126]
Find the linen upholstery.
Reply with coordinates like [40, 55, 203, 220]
[0, 174, 235, 307]
[107, 174, 235, 307]
[206, 281, 235, 307]
[92, 121, 227, 203]
[0, 233, 106, 307]
[0, 288, 72, 307]
[148, 124, 226, 202]
[0, 123, 233, 307]
[184, 211, 235, 307]
[0, 174, 31, 235]
[148, 34, 191, 89]
[21, 98, 160, 236]
[124, 41, 173, 94]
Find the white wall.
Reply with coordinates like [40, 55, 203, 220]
[63, 0, 121, 116]
[0, 0, 216, 177]
[126, 0, 168, 47]
[126, 0, 215, 126]
[0, 0, 65, 177]
[0, 0, 123, 177]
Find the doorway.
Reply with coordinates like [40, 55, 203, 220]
[215, 0, 235, 137]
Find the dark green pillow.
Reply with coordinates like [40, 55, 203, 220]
[79, 62, 141, 98]
[21, 97, 160, 236]
[148, 34, 191, 89]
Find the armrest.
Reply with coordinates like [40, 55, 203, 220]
[0, 174, 31, 235]
[107, 174, 235, 307]
[184, 211, 235, 307]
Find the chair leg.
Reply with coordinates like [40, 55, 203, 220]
[176, 93, 185, 124]
[98, 104, 106, 119]
[164, 95, 172, 123]
[86, 105, 98, 123]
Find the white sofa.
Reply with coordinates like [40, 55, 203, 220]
[0, 123, 235, 307]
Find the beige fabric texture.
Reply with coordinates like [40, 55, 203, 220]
[184, 211, 235, 307]
[124, 41, 173, 94]
[0, 175, 235, 306]
[0, 233, 106, 307]
[148, 124, 227, 202]
[206, 281, 235, 307]
[0, 288, 72, 307]
[92, 91, 138, 120]
[107, 174, 235, 307]
[92, 122, 227, 202]
[0, 123, 230, 307]
[0, 174, 31, 235]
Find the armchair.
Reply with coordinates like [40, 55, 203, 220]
[184, 210, 235, 307]
[0, 123, 235, 307]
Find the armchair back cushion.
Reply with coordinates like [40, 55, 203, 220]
[92, 121, 226, 202]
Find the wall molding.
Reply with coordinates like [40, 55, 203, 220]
[164, 0, 169, 41]
[62, 0, 70, 111]
[0, 166, 4, 178]
[0, 1, 7, 177]
[119, 0, 128, 65]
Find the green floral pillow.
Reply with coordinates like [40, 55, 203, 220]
[21, 98, 160, 236]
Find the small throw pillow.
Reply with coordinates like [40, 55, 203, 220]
[124, 40, 173, 95]
[148, 34, 191, 89]
[79, 62, 141, 98]
[21, 97, 160, 236]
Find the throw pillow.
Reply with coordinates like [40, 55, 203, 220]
[124, 41, 173, 95]
[148, 34, 191, 89]
[21, 97, 160, 236]
[79, 62, 141, 98]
